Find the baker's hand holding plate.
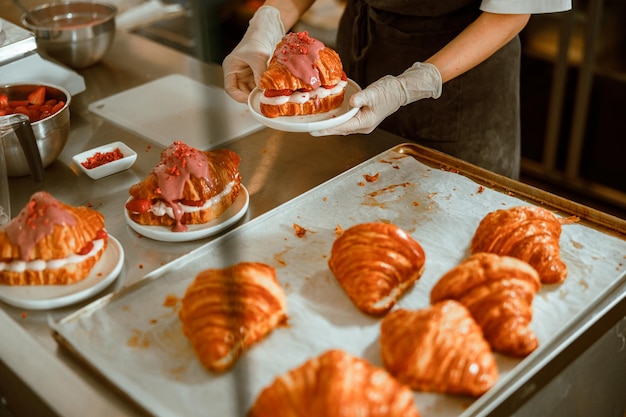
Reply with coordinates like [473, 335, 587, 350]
[311, 62, 442, 136]
[222, 6, 284, 103]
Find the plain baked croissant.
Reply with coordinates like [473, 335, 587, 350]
[431, 253, 541, 357]
[178, 262, 287, 372]
[380, 300, 499, 397]
[470, 205, 567, 284]
[328, 222, 426, 315]
[248, 349, 421, 417]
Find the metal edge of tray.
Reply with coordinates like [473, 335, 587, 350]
[50, 142, 626, 416]
[394, 143, 626, 236]
[476, 276, 626, 416]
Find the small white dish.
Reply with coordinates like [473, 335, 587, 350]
[0, 235, 124, 310]
[248, 79, 361, 133]
[73, 141, 137, 180]
[124, 185, 250, 242]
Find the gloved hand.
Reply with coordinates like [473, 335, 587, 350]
[310, 62, 442, 136]
[222, 6, 285, 103]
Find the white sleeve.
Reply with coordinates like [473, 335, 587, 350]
[480, 0, 572, 14]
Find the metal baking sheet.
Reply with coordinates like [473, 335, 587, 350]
[51, 144, 626, 417]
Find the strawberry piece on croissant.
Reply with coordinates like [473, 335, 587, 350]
[431, 253, 541, 357]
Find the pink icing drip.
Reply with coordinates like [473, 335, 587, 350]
[274, 32, 325, 88]
[152, 141, 211, 232]
[5, 191, 77, 261]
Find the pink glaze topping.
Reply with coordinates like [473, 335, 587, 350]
[5, 191, 77, 261]
[152, 141, 211, 232]
[274, 31, 325, 88]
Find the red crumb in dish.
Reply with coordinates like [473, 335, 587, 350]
[81, 148, 124, 169]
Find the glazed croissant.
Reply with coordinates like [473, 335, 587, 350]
[470, 206, 567, 284]
[249, 349, 421, 417]
[0, 191, 108, 285]
[328, 222, 426, 315]
[431, 253, 541, 357]
[258, 31, 347, 118]
[178, 262, 287, 372]
[380, 300, 499, 397]
[259, 32, 344, 92]
[126, 142, 241, 232]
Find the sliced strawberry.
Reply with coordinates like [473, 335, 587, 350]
[8, 100, 29, 107]
[77, 242, 94, 256]
[95, 229, 108, 240]
[50, 101, 65, 114]
[125, 198, 151, 213]
[264, 89, 293, 97]
[27, 86, 46, 105]
[0, 94, 8, 108]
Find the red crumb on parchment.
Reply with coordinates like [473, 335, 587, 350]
[293, 223, 307, 238]
[364, 172, 380, 183]
[163, 294, 179, 308]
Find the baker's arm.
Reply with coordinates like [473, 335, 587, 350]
[426, 12, 530, 83]
[312, 12, 530, 136]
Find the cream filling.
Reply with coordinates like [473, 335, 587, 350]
[260, 80, 347, 106]
[0, 238, 105, 273]
[149, 179, 236, 219]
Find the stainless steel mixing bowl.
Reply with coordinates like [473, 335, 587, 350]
[21, 1, 117, 69]
[0, 83, 71, 177]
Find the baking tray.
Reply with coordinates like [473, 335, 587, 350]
[51, 143, 626, 417]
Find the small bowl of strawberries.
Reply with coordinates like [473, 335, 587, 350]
[0, 83, 71, 177]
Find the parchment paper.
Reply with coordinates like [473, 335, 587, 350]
[52, 148, 626, 417]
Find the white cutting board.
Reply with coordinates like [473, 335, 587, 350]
[88, 74, 263, 150]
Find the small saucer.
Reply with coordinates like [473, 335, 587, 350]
[73, 141, 137, 180]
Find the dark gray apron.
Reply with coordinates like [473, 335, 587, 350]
[336, 0, 521, 178]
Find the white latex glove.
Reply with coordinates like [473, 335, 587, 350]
[222, 6, 285, 103]
[311, 62, 442, 136]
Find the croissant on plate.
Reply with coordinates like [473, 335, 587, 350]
[179, 262, 287, 372]
[470, 205, 567, 284]
[0, 191, 108, 285]
[248, 349, 421, 417]
[328, 222, 426, 315]
[125, 141, 241, 233]
[431, 253, 541, 357]
[380, 300, 499, 397]
[258, 31, 347, 118]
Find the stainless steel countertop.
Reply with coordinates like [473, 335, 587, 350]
[1, 29, 624, 417]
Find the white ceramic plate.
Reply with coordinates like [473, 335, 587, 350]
[0, 236, 124, 310]
[124, 186, 249, 242]
[248, 79, 361, 133]
[73, 141, 137, 180]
